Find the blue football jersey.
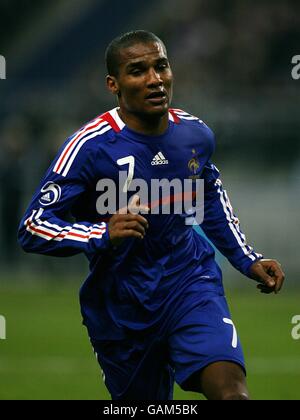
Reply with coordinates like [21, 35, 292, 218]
[18, 107, 262, 340]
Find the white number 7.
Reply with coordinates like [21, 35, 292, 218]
[117, 156, 135, 193]
[223, 318, 238, 348]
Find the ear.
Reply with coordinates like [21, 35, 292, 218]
[106, 75, 120, 96]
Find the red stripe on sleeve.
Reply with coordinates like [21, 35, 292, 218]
[100, 112, 121, 132]
[169, 109, 181, 124]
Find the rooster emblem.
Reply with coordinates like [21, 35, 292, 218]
[188, 150, 200, 174]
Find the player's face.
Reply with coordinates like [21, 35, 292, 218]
[108, 42, 173, 118]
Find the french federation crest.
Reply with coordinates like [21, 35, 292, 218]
[188, 149, 200, 178]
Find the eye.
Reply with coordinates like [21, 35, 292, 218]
[157, 62, 169, 71]
[130, 68, 143, 76]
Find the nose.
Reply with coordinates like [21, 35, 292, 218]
[147, 68, 163, 87]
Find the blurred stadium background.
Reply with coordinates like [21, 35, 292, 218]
[0, 0, 299, 400]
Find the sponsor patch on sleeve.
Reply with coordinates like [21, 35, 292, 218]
[39, 182, 62, 206]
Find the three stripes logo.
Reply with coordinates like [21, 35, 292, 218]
[151, 152, 169, 166]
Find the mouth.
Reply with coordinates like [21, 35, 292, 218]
[145, 90, 167, 105]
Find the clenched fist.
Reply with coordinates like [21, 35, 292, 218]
[108, 195, 149, 246]
[249, 259, 285, 294]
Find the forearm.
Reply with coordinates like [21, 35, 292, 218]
[18, 207, 110, 257]
[201, 163, 262, 277]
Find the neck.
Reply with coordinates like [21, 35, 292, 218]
[117, 108, 169, 136]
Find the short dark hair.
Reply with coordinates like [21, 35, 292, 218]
[105, 30, 166, 77]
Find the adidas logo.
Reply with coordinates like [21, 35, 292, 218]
[41, 193, 51, 202]
[151, 152, 168, 166]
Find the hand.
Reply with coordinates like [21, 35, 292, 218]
[108, 195, 149, 247]
[249, 259, 285, 294]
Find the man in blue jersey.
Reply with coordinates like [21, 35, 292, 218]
[18, 30, 285, 400]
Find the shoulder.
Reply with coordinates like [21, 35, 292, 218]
[52, 112, 117, 178]
[170, 107, 215, 147]
[171, 108, 214, 135]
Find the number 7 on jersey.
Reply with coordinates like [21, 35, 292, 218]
[117, 156, 135, 193]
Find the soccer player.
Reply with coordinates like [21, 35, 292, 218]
[18, 30, 285, 400]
